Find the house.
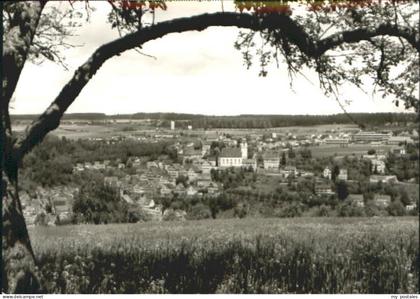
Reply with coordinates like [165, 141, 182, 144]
[262, 152, 280, 170]
[197, 179, 212, 188]
[347, 194, 365, 207]
[323, 167, 332, 180]
[146, 161, 158, 169]
[391, 147, 406, 155]
[148, 199, 156, 208]
[132, 184, 146, 196]
[301, 171, 314, 177]
[208, 157, 217, 167]
[186, 186, 198, 197]
[131, 158, 142, 168]
[242, 158, 257, 170]
[218, 148, 243, 168]
[371, 159, 386, 174]
[166, 166, 179, 178]
[374, 194, 391, 207]
[337, 169, 348, 181]
[84, 162, 93, 169]
[315, 181, 333, 195]
[73, 163, 85, 172]
[369, 175, 398, 184]
[406, 204, 416, 211]
[279, 166, 297, 178]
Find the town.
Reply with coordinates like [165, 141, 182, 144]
[17, 117, 419, 227]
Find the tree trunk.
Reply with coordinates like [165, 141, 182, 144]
[1, 104, 41, 294]
[2, 175, 41, 293]
[1, 1, 45, 293]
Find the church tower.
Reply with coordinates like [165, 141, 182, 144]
[241, 141, 248, 159]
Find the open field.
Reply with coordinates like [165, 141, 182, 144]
[30, 217, 418, 294]
[308, 144, 396, 158]
[13, 122, 361, 140]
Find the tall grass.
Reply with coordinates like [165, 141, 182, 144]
[30, 217, 419, 294]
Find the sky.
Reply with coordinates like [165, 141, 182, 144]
[11, 1, 411, 116]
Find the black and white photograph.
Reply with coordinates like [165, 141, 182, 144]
[1, 0, 419, 295]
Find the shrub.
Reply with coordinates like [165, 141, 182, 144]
[187, 203, 212, 220]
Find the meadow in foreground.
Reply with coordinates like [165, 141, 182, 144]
[29, 217, 419, 294]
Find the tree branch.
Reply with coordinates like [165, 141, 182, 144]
[14, 11, 419, 161]
[317, 22, 419, 55]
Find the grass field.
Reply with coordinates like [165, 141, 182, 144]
[308, 144, 396, 158]
[30, 217, 419, 294]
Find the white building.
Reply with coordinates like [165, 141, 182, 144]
[240, 142, 248, 159]
[218, 148, 243, 168]
[352, 131, 391, 142]
[170, 121, 175, 130]
[262, 152, 280, 170]
[338, 169, 348, 181]
[371, 159, 386, 174]
[323, 167, 332, 180]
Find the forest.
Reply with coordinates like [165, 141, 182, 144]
[12, 112, 417, 129]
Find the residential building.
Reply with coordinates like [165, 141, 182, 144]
[391, 147, 406, 155]
[242, 158, 257, 170]
[280, 166, 297, 178]
[337, 169, 348, 181]
[406, 204, 416, 211]
[186, 186, 198, 197]
[371, 159, 386, 174]
[315, 181, 333, 195]
[369, 175, 397, 183]
[323, 167, 332, 180]
[262, 152, 280, 170]
[347, 194, 364, 207]
[374, 194, 391, 207]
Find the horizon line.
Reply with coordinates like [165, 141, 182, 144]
[10, 111, 416, 117]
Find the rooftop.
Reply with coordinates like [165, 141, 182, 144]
[220, 148, 242, 158]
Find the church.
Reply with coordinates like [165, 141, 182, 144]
[218, 142, 248, 168]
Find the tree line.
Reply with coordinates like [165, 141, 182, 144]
[11, 112, 417, 128]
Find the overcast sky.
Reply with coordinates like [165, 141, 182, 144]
[12, 1, 410, 116]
